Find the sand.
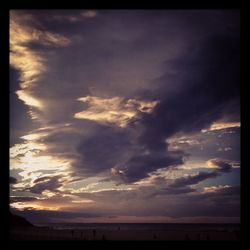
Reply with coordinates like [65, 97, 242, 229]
[10, 227, 240, 241]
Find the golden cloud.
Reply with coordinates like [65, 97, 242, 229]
[10, 131, 72, 192]
[74, 96, 158, 127]
[202, 185, 231, 193]
[10, 10, 70, 118]
[202, 121, 240, 133]
[81, 10, 98, 18]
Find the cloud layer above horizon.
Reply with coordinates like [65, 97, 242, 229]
[10, 10, 240, 224]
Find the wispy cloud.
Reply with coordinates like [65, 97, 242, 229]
[202, 185, 232, 193]
[202, 121, 240, 133]
[81, 10, 98, 18]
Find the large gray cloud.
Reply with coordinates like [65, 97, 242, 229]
[136, 32, 240, 150]
[75, 126, 134, 175]
[110, 31, 240, 183]
[30, 10, 240, 184]
[10, 10, 240, 222]
[26, 176, 63, 194]
[114, 152, 184, 183]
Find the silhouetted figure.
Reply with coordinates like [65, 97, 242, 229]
[102, 234, 106, 241]
[153, 234, 158, 240]
[185, 234, 190, 240]
[81, 232, 83, 238]
[206, 234, 211, 240]
[93, 229, 96, 240]
[71, 230, 74, 239]
[197, 233, 201, 240]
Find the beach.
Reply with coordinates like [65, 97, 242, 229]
[10, 226, 240, 241]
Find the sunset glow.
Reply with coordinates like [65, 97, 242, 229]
[10, 9, 240, 227]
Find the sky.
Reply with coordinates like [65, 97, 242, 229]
[10, 9, 240, 224]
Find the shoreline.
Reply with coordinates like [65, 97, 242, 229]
[10, 227, 240, 241]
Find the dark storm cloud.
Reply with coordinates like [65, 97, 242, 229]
[136, 32, 240, 152]
[116, 152, 184, 183]
[10, 10, 240, 224]
[26, 176, 63, 194]
[113, 29, 240, 182]
[15, 10, 240, 126]
[10, 196, 38, 203]
[75, 125, 134, 175]
[10, 176, 17, 184]
[11, 10, 240, 184]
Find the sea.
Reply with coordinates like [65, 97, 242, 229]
[35, 223, 240, 232]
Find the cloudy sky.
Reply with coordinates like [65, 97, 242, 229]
[10, 9, 240, 224]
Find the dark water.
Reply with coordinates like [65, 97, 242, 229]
[36, 223, 240, 232]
